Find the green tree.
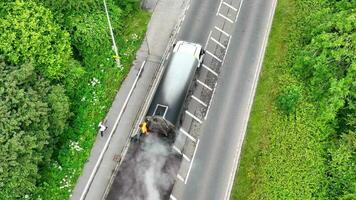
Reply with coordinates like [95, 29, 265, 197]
[0, 56, 71, 199]
[327, 131, 356, 199]
[66, 11, 121, 69]
[47, 85, 71, 143]
[0, 59, 49, 199]
[0, 1, 82, 80]
[293, 2, 355, 122]
[115, 0, 141, 16]
[40, 0, 102, 16]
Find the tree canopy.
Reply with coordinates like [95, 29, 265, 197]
[0, 57, 70, 199]
[0, 1, 80, 80]
[0, 0, 149, 199]
[233, 0, 355, 199]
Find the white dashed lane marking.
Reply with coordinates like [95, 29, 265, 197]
[171, 0, 246, 197]
[202, 64, 219, 77]
[197, 79, 213, 91]
[177, 174, 185, 182]
[206, 50, 223, 62]
[184, 139, 200, 184]
[214, 26, 230, 37]
[191, 95, 208, 107]
[210, 36, 227, 49]
[170, 194, 178, 200]
[173, 145, 191, 162]
[218, 13, 234, 24]
[180, 128, 197, 143]
[223, 1, 238, 11]
[185, 110, 203, 124]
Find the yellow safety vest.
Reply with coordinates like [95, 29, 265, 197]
[140, 122, 148, 135]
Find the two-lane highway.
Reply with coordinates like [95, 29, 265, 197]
[104, 0, 277, 198]
[104, 0, 224, 199]
[177, 0, 220, 43]
[175, 0, 277, 199]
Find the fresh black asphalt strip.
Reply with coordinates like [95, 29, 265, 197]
[106, 134, 181, 200]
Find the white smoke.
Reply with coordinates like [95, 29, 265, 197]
[144, 166, 159, 200]
[108, 134, 180, 200]
[142, 134, 171, 200]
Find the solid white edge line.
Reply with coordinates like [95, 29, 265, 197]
[221, 36, 232, 66]
[179, 128, 197, 143]
[223, 1, 238, 11]
[214, 26, 230, 37]
[218, 13, 234, 24]
[206, 50, 223, 62]
[185, 110, 203, 124]
[176, 24, 182, 35]
[184, 139, 200, 184]
[204, 82, 218, 120]
[235, 0, 244, 22]
[202, 64, 219, 77]
[186, 3, 190, 11]
[176, 0, 191, 35]
[181, 13, 186, 22]
[79, 60, 146, 200]
[210, 36, 227, 49]
[197, 79, 213, 91]
[166, 52, 171, 60]
[204, 30, 213, 49]
[191, 95, 208, 107]
[223, 0, 277, 199]
[216, 0, 223, 16]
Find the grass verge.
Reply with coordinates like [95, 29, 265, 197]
[230, 0, 296, 199]
[37, 10, 151, 200]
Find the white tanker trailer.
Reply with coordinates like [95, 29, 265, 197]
[138, 41, 205, 144]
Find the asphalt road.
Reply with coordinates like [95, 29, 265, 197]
[103, 0, 276, 199]
[106, 134, 182, 200]
[175, 0, 277, 199]
[105, 0, 223, 198]
[177, 0, 220, 44]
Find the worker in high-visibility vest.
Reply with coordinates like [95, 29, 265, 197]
[139, 121, 149, 135]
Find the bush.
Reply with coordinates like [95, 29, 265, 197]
[276, 85, 301, 116]
[115, 0, 141, 16]
[66, 10, 121, 70]
[48, 85, 71, 139]
[0, 1, 82, 81]
[0, 0, 150, 199]
[40, 0, 102, 17]
[232, 0, 355, 199]
[0, 57, 69, 199]
[327, 131, 356, 199]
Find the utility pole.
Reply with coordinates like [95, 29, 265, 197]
[103, 0, 122, 69]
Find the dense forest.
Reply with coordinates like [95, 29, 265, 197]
[233, 0, 355, 199]
[0, 0, 149, 199]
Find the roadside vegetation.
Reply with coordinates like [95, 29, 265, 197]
[231, 0, 355, 199]
[0, 0, 150, 199]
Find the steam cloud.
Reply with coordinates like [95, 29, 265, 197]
[107, 134, 180, 200]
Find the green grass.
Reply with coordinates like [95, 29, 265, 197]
[230, 0, 296, 199]
[36, 10, 151, 200]
[230, 0, 355, 198]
